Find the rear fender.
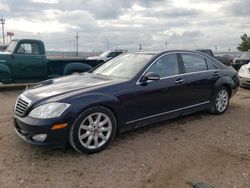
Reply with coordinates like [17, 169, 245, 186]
[213, 76, 234, 97]
[63, 63, 92, 75]
[0, 64, 12, 84]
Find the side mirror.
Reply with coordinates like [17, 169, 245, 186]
[141, 72, 160, 82]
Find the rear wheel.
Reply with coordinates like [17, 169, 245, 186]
[209, 86, 229, 115]
[69, 106, 117, 154]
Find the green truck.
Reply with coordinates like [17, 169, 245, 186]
[0, 39, 102, 84]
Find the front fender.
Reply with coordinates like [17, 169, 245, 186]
[0, 64, 12, 84]
[64, 93, 124, 129]
[63, 63, 92, 75]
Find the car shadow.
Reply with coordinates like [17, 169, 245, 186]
[20, 111, 208, 158]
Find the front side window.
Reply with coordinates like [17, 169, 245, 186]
[181, 54, 208, 73]
[147, 53, 179, 78]
[16, 43, 40, 54]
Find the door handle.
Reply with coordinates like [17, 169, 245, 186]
[175, 78, 183, 85]
[35, 56, 42, 59]
[213, 71, 219, 77]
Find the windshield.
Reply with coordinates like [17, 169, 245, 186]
[100, 51, 111, 58]
[6, 41, 18, 52]
[93, 53, 153, 79]
[240, 53, 250, 59]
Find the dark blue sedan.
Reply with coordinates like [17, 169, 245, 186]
[13, 50, 239, 153]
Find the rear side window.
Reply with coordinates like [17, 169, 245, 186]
[181, 54, 208, 73]
[147, 53, 179, 78]
[206, 59, 218, 70]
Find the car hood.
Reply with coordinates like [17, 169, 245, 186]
[0, 51, 11, 55]
[23, 73, 122, 102]
[241, 63, 250, 69]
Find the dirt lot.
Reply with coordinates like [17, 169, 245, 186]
[0, 86, 250, 188]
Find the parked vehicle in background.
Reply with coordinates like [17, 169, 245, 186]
[86, 49, 127, 63]
[239, 62, 250, 88]
[13, 50, 239, 154]
[0, 39, 102, 84]
[0, 44, 7, 51]
[232, 53, 250, 71]
[197, 49, 232, 66]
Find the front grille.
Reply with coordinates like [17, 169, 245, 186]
[15, 95, 32, 116]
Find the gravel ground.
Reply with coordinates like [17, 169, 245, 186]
[0, 86, 250, 188]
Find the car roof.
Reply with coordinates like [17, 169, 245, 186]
[135, 50, 209, 56]
[11, 39, 43, 43]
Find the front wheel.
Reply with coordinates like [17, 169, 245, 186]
[69, 106, 117, 154]
[209, 86, 229, 115]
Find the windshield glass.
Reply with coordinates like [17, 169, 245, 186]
[240, 53, 250, 59]
[6, 41, 18, 52]
[100, 51, 110, 58]
[93, 53, 153, 79]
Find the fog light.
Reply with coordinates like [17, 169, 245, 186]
[32, 134, 47, 142]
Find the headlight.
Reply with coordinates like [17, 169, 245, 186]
[29, 102, 70, 119]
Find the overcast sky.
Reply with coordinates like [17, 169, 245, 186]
[0, 0, 249, 52]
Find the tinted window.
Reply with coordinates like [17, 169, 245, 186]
[107, 52, 117, 58]
[147, 53, 179, 78]
[207, 59, 218, 70]
[17, 43, 40, 54]
[116, 52, 123, 56]
[181, 54, 208, 73]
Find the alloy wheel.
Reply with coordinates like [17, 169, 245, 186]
[215, 90, 229, 112]
[78, 112, 112, 150]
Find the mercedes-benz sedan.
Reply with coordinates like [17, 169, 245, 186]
[13, 50, 239, 153]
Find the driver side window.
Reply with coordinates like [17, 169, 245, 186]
[147, 53, 179, 78]
[17, 43, 40, 55]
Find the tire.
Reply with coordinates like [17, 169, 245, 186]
[69, 106, 117, 154]
[208, 86, 230, 115]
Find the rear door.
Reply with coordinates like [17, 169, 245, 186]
[12, 42, 47, 80]
[178, 52, 219, 106]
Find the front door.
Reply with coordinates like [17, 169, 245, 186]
[12, 42, 47, 80]
[121, 53, 186, 124]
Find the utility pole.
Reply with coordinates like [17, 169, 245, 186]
[106, 39, 109, 50]
[165, 41, 168, 49]
[215, 45, 218, 52]
[139, 43, 142, 50]
[69, 40, 72, 52]
[75, 32, 79, 56]
[0, 15, 5, 44]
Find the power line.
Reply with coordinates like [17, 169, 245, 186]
[0, 15, 5, 44]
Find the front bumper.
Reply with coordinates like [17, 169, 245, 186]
[13, 115, 69, 148]
[239, 76, 250, 88]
